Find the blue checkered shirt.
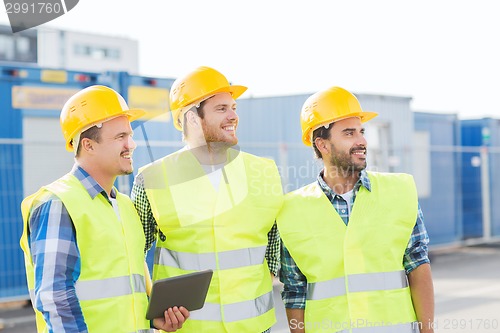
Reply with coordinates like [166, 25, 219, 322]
[27, 165, 115, 333]
[279, 169, 430, 309]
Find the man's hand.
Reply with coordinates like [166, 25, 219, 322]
[153, 306, 190, 332]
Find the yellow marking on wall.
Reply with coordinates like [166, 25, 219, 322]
[41, 70, 68, 84]
[128, 86, 171, 122]
[12, 86, 79, 110]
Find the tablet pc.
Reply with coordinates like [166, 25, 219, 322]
[146, 269, 213, 320]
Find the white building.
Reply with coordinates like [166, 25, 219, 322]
[0, 24, 138, 73]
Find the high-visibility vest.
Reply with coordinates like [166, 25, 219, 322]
[277, 172, 419, 333]
[139, 148, 283, 333]
[20, 173, 153, 333]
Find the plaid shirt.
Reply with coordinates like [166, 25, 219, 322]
[27, 165, 115, 333]
[131, 173, 281, 276]
[280, 169, 430, 309]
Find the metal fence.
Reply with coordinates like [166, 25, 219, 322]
[0, 139, 25, 301]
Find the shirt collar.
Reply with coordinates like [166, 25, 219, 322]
[317, 168, 372, 197]
[70, 164, 116, 200]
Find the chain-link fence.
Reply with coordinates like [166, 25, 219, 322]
[2, 139, 498, 301]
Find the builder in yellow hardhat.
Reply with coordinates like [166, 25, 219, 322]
[276, 87, 435, 333]
[20, 85, 188, 333]
[132, 66, 283, 333]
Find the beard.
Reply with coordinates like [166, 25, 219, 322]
[328, 144, 366, 177]
[201, 120, 238, 148]
[118, 164, 134, 176]
[122, 168, 133, 175]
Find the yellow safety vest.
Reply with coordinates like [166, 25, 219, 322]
[20, 173, 152, 333]
[277, 172, 419, 333]
[139, 148, 283, 333]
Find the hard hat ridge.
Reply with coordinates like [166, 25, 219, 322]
[60, 85, 145, 152]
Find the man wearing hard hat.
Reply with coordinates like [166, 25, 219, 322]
[132, 66, 283, 333]
[277, 87, 434, 333]
[20, 85, 188, 332]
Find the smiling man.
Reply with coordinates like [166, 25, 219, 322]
[132, 67, 284, 333]
[20, 85, 188, 333]
[277, 86, 435, 333]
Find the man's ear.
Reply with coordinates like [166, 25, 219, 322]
[186, 110, 199, 127]
[314, 137, 329, 155]
[81, 138, 94, 152]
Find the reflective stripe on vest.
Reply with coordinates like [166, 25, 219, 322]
[189, 291, 273, 322]
[155, 246, 266, 271]
[307, 270, 407, 301]
[337, 321, 420, 333]
[136, 330, 156, 333]
[307, 277, 346, 300]
[349, 270, 408, 293]
[76, 274, 146, 301]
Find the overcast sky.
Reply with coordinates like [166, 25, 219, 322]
[1, 0, 499, 119]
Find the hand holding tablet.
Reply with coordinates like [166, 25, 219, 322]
[146, 269, 213, 320]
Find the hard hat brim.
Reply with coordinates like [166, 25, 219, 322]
[125, 108, 147, 122]
[199, 84, 248, 105]
[303, 111, 378, 146]
[226, 85, 248, 100]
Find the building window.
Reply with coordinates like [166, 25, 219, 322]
[106, 48, 120, 59]
[0, 34, 15, 60]
[0, 28, 37, 63]
[73, 44, 87, 55]
[74, 44, 121, 60]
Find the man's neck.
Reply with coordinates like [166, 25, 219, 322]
[186, 141, 229, 165]
[322, 165, 360, 194]
[77, 161, 115, 196]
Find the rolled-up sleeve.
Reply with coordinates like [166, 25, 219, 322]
[403, 204, 431, 274]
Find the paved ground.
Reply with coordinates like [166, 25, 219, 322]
[430, 243, 500, 333]
[1, 242, 500, 332]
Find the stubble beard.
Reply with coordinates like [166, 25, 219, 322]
[202, 122, 238, 151]
[329, 148, 366, 178]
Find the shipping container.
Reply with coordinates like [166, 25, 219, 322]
[237, 92, 416, 192]
[414, 112, 462, 244]
[0, 64, 102, 300]
[0, 64, 175, 300]
[461, 118, 500, 239]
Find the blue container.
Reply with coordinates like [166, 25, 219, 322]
[0, 65, 178, 299]
[460, 118, 500, 239]
[237, 94, 319, 191]
[238, 92, 418, 191]
[414, 112, 462, 244]
[0, 64, 102, 300]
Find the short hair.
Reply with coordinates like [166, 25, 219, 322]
[182, 99, 207, 140]
[312, 124, 332, 159]
[75, 125, 101, 157]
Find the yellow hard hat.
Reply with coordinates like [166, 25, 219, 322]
[300, 86, 378, 146]
[60, 85, 145, 152]
[169, 66, 247, 131]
